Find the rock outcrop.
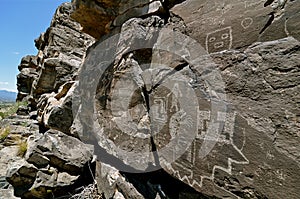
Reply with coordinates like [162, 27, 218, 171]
[6, 129, 94, 198]
[3, 0, 299, 199]
[2, 2, 96, 199]
[16, 56, 39, 101]
[37, 82, 76, 135]
[16, 2, 94, 103]
[71, 0, 166, 39]
[0, 114, 39, 199]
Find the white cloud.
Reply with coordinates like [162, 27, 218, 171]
[0, 82, 9, 85]
[0, 88, 17, 92]
[12, 52, 20, 55]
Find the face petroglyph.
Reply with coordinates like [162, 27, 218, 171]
[241, 17, 254, 29]
[206, 27, 233, 53]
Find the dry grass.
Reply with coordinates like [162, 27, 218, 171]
[17, 140, 27, 157]
[69, 182, 104, 199]
[69, 161, 104, 199]
[0, 126, 10, 141]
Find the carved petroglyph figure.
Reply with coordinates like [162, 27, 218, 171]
[167, 83, 182, 112]
[167, 111, 249, 198]
[152, 97, 167, 123]
[169, 110, 193, 140]
[206, 27, 233, 53]
[241, 17, 254, 29]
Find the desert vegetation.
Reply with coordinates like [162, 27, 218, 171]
[0, 101, 27, 120]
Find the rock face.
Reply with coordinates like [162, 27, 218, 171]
[37, 82, 76, 135]
[16, 56, 39, 101]
[71, 0, 166, 39]
[171, 0, 300, 53]
[16, 2, 94, 103]
[70, 0, 300, 198]
[164, 36, 300, 198]
[5, 0, 300, 199]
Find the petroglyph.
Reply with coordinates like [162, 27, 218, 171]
[167, 83, 182, 113]
[169, 110, 193, 140]
[167, 111, 249, 198]
[206, 27, 232, 53]
[206, 17, 226, 26]
[241, 17, 254, 29]
[152, 97, 167, 123]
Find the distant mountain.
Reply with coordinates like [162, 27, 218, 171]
[0, 90, 17, 102]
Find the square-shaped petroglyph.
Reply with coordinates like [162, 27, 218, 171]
[206, 27, 232, 53]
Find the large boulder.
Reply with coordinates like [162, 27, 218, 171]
[70, 0, 300, 198]
[16, 58, 39, 101]
[96, 162, 144, 199]
[7, 129, 94, 198]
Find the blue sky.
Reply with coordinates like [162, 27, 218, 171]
[0, 0, 70, 92]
